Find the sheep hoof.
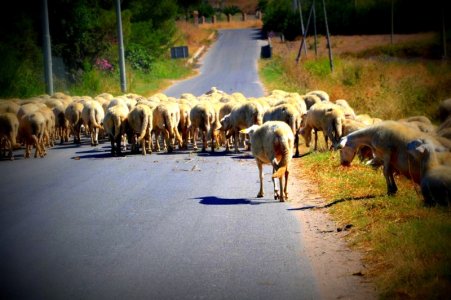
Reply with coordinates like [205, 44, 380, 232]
[257, 193, 264, 198]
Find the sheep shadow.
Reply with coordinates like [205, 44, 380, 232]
[193, 196, 277, 206]
[287, 194, 381, 211]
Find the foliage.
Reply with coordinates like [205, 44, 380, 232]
[222, 5, 242, 16]
[125, 43, 154, 72]
[262, 0, 448, 37]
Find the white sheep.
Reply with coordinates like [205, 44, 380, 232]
[338, 120, 451, 196]
[407, 139, 451, 206]
[299, 102, 345, 151]
[0, 112, 20, 160]
[263, 103, 302, 157]
[335, 99, 356, 119]
[306, 90, 329, 102]
[127, 104, 153, 155]
[65, 102, 84, 144]
[219, 102, 263, 153]
[18, 111, 47, 158]
[190, 102, 218, 152]
[103, 104, 129, 156]
[82, 100, 105, 146]
[152, 102, 182, 153]
[241, 121, 294, 202]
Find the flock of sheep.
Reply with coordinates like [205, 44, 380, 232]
[0, 87, 450, 205]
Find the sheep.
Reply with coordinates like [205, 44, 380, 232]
[407, 139, 451, 206]
[338, 120, 451, 196]
[335, 99, 356, 119]
[438, 98, 451, 122]
[81, 100, 105, 146]
[437, 116, 451, 139]
[241, 121, 295, 202]
[0, 101, 20, 115]
[219, 102, 263, 153]
[299, 102, 345, 151]
[263, 103, 302, 157]
[18, 111, 47, 158]
[218, 102, 238, 152]
[65, 102, 84, 144]
[355, 114, 382, 126]
[0, 112, 19, 160]
[301, 94, 322, 110]
[37, 106, 56, 148]
[189, 102, 218, 152]
[398, 115, 436, 134]
[306, 90, 329, 102]
[103, 104, 129, 156]
[152, 102, 182, 153]
[52, 102, 69, 144]
[126, 104, 153, 155]
[178, 102, 192, 150]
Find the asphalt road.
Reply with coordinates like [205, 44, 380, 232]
[0, 29, 319, 299]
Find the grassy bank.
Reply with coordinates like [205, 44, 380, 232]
[260, 34, 451, 298]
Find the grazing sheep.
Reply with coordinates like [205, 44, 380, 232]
[407, 139, 451, 206]
[18, 111, 47, 158]
[338, 120, 451, 196]
[0, 112, 20, 160]
[241, 121, 295, 202]
[65, 102, 84, 144]
[218, 102, 238, 152]
[127, 104, 153, 155]
[438, 98, 451, 122]
[300, 102, 345, 151]
[103, 104, 129, 156]
[335, 99, 356, 119]
[306, 90, 329, 102]
[190, 102, 217, 152]
[263, 103, 302, 157]
[153, 102, 182, 153]
[219, 102, 263, 153]
[82, 101, 105, 146]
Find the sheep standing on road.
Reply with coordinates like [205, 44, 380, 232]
[18, 111, 47, 158]
[103, 104, 129, 156]
[190, 102, 217, 152]
[127, 104, 153, 155]
[220, 102, 263, 153]
[82, 100, 105, 146]
[0, 112, 19, 160]
[241, 121, 294, 202]
[263, 103, 302, 157]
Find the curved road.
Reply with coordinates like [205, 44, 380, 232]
[0, 29, 319, 299]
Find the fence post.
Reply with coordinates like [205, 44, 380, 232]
[193, 11, 199, 26]
[322, 0, 334, 72]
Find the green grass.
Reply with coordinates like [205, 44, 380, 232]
[295, 151, 451, 299]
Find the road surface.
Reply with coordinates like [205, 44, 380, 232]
[0, 29, 319, 299]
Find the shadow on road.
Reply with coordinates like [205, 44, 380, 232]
[287, 195, 380, 211]
[194, 196, 277, 206]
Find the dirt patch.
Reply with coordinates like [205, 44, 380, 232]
[288, 159, 377, 300]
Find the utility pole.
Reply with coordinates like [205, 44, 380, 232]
[296, 0, 307, 55]
[114, 0, 127, 93]
[322, 0, 334, 72]
[42, 0, 53, 95]
[391, 0, 394, 45]
[442, 3, 447, 59]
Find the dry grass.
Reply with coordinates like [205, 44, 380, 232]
[261, 33, 451, 298]
[262, 33, 451, 122]
[199, 18, 262, 30]
[175, 21, 216, 55]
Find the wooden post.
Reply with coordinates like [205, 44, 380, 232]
[322, 0, 334, 72]
[212, 15, 216, 24]
[313, 0, 318, 58]
[296, 2, 314, 63]
[242, 12, 247, 21]
[297, 0, 307, 55]
[193, 11, 199, 26]
[391, 0, 394, 45]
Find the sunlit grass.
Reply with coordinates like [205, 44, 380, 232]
[264, 34, 451, 298]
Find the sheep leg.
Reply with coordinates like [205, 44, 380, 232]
[193, 127, 199, 151]
[233, 131, 240, 153]
[294, 133, 300, 157]
[278, 177, 284, 202]
[283, 169, 289, 200]
[257, 160, 264, 198]
[271, 166, 280, 200]
[383, 155, 398, 195]
[314, 129, 318, 151]
[164, 130, 173, 153]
